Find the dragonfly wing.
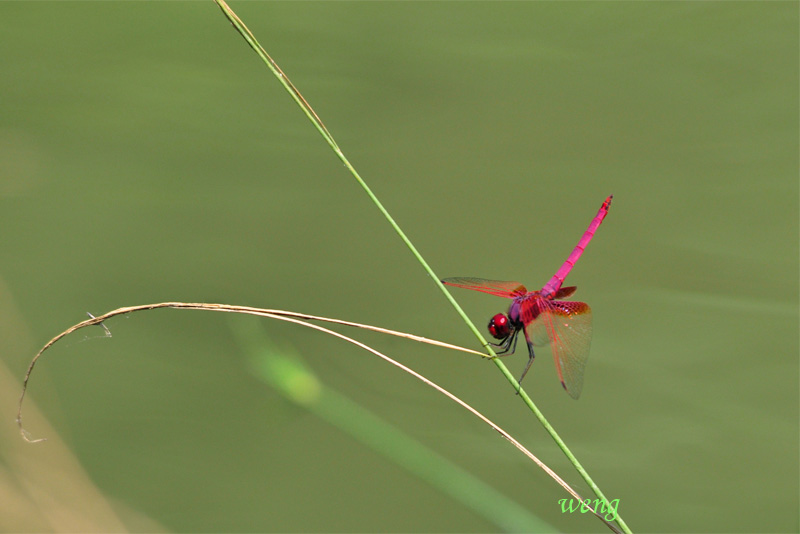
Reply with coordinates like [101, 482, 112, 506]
[441, 277, 527, 298]
[527, 317, 552, 346]
[518, 295, 557, 346]
[538, 300, 593, 399]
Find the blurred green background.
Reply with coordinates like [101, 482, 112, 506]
[1, 2, 797, 532]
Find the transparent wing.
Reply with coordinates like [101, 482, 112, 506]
[441, 277, 527, 298]
[531, 300, 593, 399]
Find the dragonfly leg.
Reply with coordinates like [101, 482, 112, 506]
[489, 328, 518, 356]
[516, 327, 536, 387]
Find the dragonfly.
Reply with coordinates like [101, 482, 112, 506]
[442, 195, 612, 399]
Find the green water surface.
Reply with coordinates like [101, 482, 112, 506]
[1, 2, 797, 532]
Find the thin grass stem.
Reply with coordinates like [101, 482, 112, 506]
[231, 317, 558, 532]
[212, 3, 630, 532]
[17, 302, 621, 532]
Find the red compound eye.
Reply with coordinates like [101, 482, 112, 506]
[488, 314, 511, 339]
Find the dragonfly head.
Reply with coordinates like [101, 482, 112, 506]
[488, 313, 512, 340]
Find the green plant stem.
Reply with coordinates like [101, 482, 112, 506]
[213, 3, 631, 533]
[233, 318, 558, 532]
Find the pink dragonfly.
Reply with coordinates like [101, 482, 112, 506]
[442, 195, 612, 398]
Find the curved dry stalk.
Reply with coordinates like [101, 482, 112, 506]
[17, 301, 620, 531]
[18, 302, 487, 441]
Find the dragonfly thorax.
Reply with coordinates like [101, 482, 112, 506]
[507, 293, 542, 327]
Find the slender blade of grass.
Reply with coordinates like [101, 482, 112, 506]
[212, 3, 631, 532]
[232, 317, 559, 533]
[19, 302, 620, 531]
